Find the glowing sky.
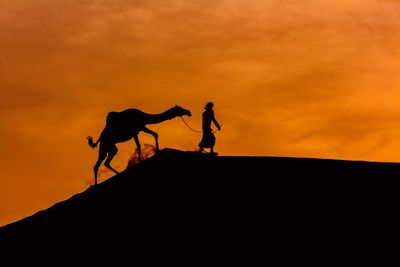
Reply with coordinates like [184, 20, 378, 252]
[1, 0, 400, 225]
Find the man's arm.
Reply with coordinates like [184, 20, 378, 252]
[211, 111, 221, 130]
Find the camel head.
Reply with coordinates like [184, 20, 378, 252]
[171, 105, 192, 117]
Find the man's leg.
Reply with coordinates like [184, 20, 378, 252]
[198, 133, 206, 152]
[209, 134, 217, 155]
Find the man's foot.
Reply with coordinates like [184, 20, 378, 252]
[210, 151, 218, 156]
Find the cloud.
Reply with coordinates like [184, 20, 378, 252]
[2, 0, 400, 225]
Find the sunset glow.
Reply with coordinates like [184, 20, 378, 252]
[1, 0, 400, 225]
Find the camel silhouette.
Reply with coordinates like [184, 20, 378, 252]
[87, 105, 192, 185]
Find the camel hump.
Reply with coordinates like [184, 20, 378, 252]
[106, 111, 119, 124]
[106, 109, 144, 125]
[119, 108, 144, 118]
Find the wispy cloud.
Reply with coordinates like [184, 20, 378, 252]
[1, 0, 400, 225]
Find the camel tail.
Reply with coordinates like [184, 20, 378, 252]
[87, 136, 99, 148]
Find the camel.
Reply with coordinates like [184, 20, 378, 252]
[87, 105, 192, 185]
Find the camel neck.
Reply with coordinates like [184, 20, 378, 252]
[145, 110, 175, 124]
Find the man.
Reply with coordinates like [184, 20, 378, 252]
[198, 102, 221, 155]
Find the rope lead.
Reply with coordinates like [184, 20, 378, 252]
[180, 116, 203, 133]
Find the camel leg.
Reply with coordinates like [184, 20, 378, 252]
[133, 134, 142, 162]
[142, 126, 159, 152]
[104, 144, 119, 175]
[94, 146, 107, 185]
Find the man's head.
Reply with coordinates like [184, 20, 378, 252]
[205, 102, 214, 110]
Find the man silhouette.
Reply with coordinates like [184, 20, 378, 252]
[198, 102, 221, 155]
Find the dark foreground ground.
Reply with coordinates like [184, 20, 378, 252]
[0, 149, 398, 262]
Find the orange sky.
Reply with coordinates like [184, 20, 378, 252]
[1, 0, 400, 226]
